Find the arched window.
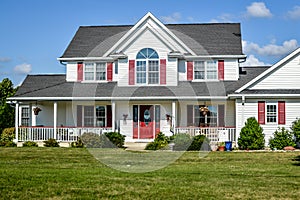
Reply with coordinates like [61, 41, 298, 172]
[136, 48, 159, 84]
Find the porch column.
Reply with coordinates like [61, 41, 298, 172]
[15, 102, 19, 142]
[172, 101, 176, 130]
[53, 101, 57, 139]
[112, 101, 116, 132]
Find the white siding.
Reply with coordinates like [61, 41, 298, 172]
[251, 54, 300, 89]
[66, 62, 77, 82]
[224, 59, 239, 81]
[236, 98, 300, 146]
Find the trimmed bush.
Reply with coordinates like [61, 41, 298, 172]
[0, 140, 16, 147]
[104, 132, 125, 148]
[145, 132, 169, 150]
[291, 118, 300, 144]
[188, 135, 210, 151]
[44, 138, 60, 147]
[23, 141, 38, 147]
[269, 127, 296, 150]
[238, 117, 265, 150]
[172, 134, 192, 151]
[1, 127, 15, 142]
[81, 133, 102, 148]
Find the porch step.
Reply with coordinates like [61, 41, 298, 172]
[124, 142, 148, 151]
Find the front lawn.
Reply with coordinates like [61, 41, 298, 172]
[0, 148, 299, 199]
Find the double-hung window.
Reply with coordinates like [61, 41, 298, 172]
[194, 60, 217, 80]
[83, 106, 106, 127]
[136, 48, 159, 84]
[21, 107, 30, 126]
[84, 63, 106, 81]
[266, 104, 277, 123]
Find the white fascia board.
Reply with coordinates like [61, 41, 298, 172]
[228, 93, 300, 99]
[103, 12, 196, 57]
[235, 47, 300, 93]
[184, 55, 246, 60]
[57, 57, 114, 62]
[9, 96, 228, 101]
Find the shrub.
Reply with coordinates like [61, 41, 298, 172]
[104, 132, 125, 148]
[1, 127, 15, 142]
[81, 132, 102, 148]
[71, 138, 84, 148]
[172, 134, 192, 151]
[269, 127, 296, 150]
[238, 117, 265, 150]
[0, 140, 17, 147]
[188, 135, 210, 151]
[44, 138, 60, 147]
[291, 118, 300, 144]
[145, 132, 169, 150]
[23, 141, 38, 147]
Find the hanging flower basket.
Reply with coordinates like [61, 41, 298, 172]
[199, 106, 209, 116]
[33, 107, 42, 115]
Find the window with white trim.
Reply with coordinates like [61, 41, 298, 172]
[190, 105, 217, 127]
[136, 48, 159, 84]
[21, 107, 30, 126]
[84, 62, 106, 81]
[83, 106, 106, 127]
[266, 103, 277, 123]
[194, 60, 217, 80]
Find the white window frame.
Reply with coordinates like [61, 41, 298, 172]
[84, 62, 106, 81]
[194, 60, 218, 80]
[266, 103, 277, 124]
[192, 105, 218, 127]
[21, 106, 30, 126]
[82, 105, 106, 127]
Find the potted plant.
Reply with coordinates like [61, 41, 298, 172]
[218, 141, 225, 151]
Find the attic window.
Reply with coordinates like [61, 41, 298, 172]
[136, 48, 159, 59]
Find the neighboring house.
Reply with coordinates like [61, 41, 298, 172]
[8, 12, 300, 146]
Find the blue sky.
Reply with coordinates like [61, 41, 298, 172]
[0, 0, 299, 86]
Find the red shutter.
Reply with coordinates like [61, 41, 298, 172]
[106, 105, 112, 127]
[160, 59, 166, 84]
[77, 62, 83, 81]
[77, 105, 82, 127]
[258, 101, 265, 125]
[187, 105, 194, 126]
[278, 101, 285, 125]
[187, 61, 193, 81]
[128, 60, 135, 85]
[218, 60, 224, 80]
[218, 105, 225, 127]
[107, 62, 113, 81]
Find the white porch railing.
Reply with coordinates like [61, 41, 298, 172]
[174, 127, 237, 145]
[18, 127, 113, 142]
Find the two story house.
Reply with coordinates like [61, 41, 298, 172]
[10, 12, 300, 146]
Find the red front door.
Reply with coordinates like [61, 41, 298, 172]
[133, 105, 160, 139]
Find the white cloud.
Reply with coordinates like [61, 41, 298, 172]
[14, 63, 32, 74]
[241, 54, 269, 67]
[287, 5, 300, 19]
[243, 39, 298, 56]
[0, 57, 11, 62]
[210, 14, 234, 23]
[161, 12, 181, 23]
[246, 2, 272, 18]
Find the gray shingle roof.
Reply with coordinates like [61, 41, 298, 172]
[60, 23, 243, 58]
[12, 66, 270, 100]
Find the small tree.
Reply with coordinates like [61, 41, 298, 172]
[291, 118, 300, 144]
[238, 117, 265, 150]
[269, 127, 296, 150]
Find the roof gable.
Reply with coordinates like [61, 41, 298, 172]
[103, 12, 196, 57]
[236, 47, 300, 93]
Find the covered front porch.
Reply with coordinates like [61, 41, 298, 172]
[13, 99, 237, 146]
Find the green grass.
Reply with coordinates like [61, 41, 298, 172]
[0, 148, 299, 199]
